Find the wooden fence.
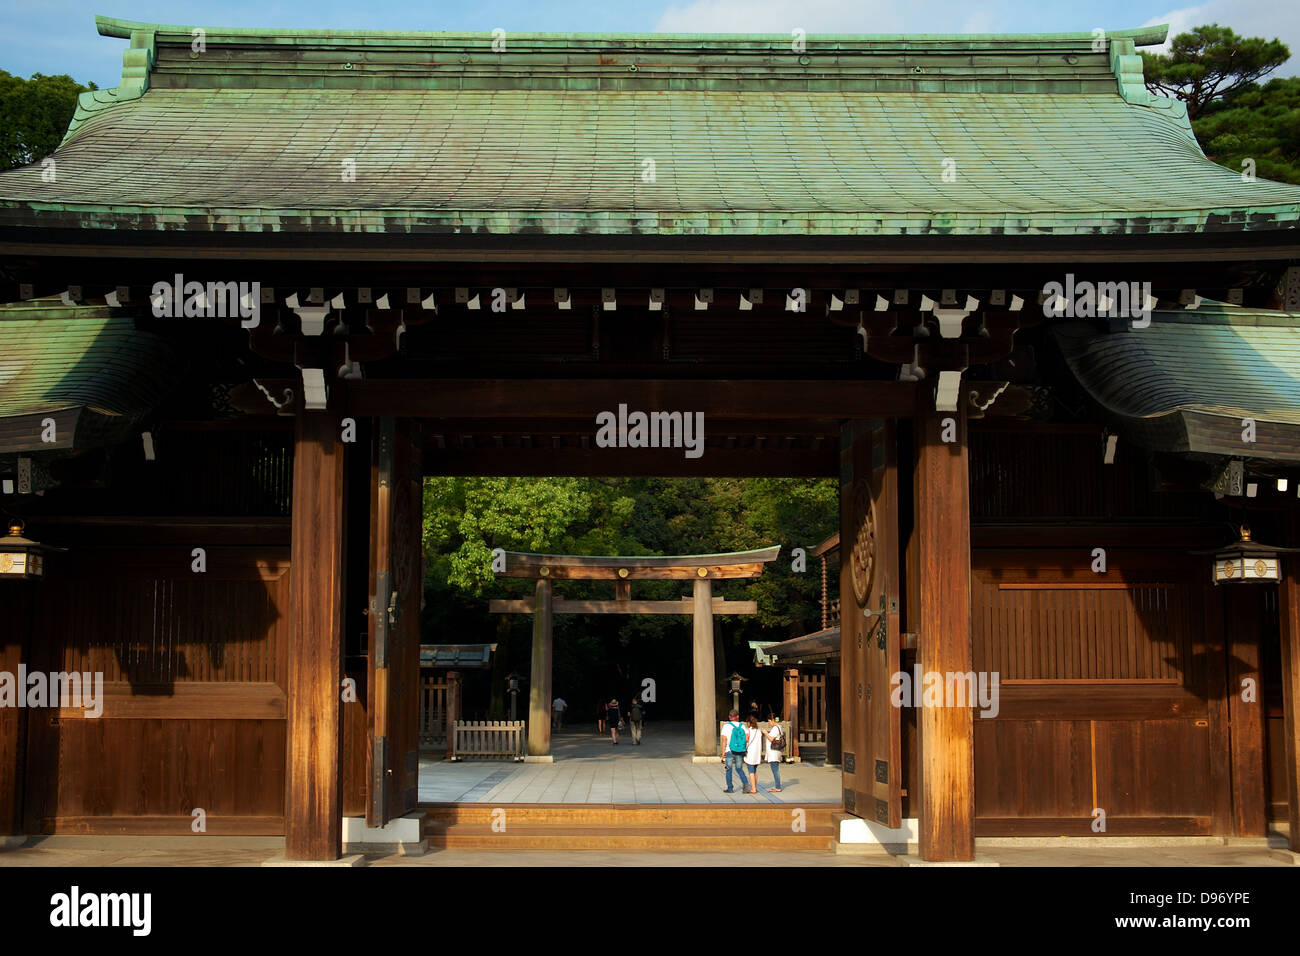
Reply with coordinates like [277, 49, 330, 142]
[798, 672, 827, 743]
[451, 720, 526, 761]
[419, 677, 449, 750]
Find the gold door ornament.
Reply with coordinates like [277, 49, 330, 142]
[850, 478, 877, 607]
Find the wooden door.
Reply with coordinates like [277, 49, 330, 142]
[367, 417, 423, 826]
[840, 420, 902, 827]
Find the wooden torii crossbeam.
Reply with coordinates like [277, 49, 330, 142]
[490, 546, 779, 758]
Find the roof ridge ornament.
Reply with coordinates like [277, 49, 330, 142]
[61, 27, 155, 148]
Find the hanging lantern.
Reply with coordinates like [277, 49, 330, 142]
[0, 519, 63, 581]
[1197, 526, 1299, 585]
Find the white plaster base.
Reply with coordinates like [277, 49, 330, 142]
[523, 755, 554, 763]
[837, 813, 918, 848]
[341, 811, 426, 856]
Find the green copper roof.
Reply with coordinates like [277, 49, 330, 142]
[0, 18, 1298, 238]
[1054, 304, 1300, 462]
[0, 299, 179, 454]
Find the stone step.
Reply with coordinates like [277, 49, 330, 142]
[426, 823, 835, 851]
[421, 803, 840, 828]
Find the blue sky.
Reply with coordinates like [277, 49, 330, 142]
[4, 0, 1297, 88]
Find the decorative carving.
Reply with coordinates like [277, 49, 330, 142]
[850, 478, 877, 607]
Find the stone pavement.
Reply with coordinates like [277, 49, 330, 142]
[419, 720, 841, 804]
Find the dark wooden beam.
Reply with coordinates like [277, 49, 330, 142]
[347, 379, 916, 419]
[914, 396, 976, 862]
[489, 598, 758, 615]
[424, 445, 836, 478]
[285, 410, 347, 861]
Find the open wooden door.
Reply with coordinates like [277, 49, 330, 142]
[840, 419, 902, 828]
[367, 417, 423, 827]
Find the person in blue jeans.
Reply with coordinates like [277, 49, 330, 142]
[720, 709, 749, 793]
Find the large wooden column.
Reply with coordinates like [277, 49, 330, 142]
[914, 398, 975, 862]
[527, 578, 553, 757]
[784, 668, 800, 759]
[286, 410, 348, 860]
[1280, 507, 1300, 852]
[693, 577, 716, 756]
[1226, 588, 1267, 835]
[0, 586, 30, 837]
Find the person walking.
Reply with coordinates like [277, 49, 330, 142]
[628, 698, 644, 745]
[763, 711, 784, 792]
[607, 697, 622, 745]
[551, 696, 567, 730]
[597, 700, 606, 735]
[743, 714, 763, 794]
[720, 710, 749, 793]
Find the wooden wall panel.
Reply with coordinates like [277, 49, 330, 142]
[17, 544, 291, 834]
[971, 550, 1219, 834]
[31, 719, 285, 829]
[974, 719, 1091, 818]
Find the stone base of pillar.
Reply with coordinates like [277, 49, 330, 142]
[691, 755, 722, 765]
[895, 855, 999, 867]
[262, 853, 367, 867]
[523, 755, 554, 763]
[0, 835, 28, 851]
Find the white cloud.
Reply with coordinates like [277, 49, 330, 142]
[1144, 0, 1300, 76]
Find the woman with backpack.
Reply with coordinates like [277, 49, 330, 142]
[764, 711, 785, 792]
[743, 714, 763, 794]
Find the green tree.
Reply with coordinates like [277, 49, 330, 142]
[0, 71, 97, 170]
[420, 476, 838, 719]
[1194, 77, 1300, 185]
[1141, 24, 1289, 119]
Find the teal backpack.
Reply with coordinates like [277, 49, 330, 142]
[727, 721, 747, 752]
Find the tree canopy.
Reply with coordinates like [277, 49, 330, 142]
[422, 477, 838, 719]
[1194, 76, 1300, 185]
[1141, 24, 1289, 120]
[0, 71, 96, 170]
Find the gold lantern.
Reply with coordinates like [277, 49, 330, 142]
[0, 519, 63, 580]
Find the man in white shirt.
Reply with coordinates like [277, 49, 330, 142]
[551, 696, 568, 729]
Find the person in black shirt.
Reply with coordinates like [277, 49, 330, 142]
[607, 698, 622, 745]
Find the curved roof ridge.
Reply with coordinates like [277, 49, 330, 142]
[94, 16, 1170, 47]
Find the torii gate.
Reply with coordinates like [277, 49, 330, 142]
[489, 547, 780, 758]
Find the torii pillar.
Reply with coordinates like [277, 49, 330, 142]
[527, 579, 553, 758]
[693, 576, 716, 758]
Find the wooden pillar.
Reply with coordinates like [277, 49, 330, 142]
[784, 667, 800, 759]
[1226, 588, 1267, 835]
[914, 399, 975, 862]
[1279, 507, 1300, 853]
[527, 579, 553, 757]
[444, 670, 461, 760]
[693, 576, 716, 756]
[286, 410, 347, 861]
[0, 586, 31, 836]
[825, 660, 842, 764]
